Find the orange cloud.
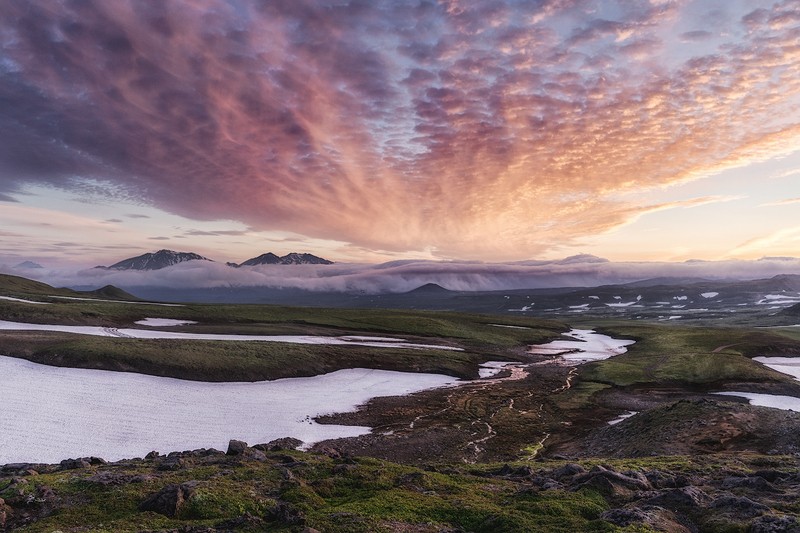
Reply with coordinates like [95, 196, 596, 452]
[0, 1, 798, 260]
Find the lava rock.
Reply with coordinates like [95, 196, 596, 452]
[749, 514, 800, 533]
[226, 439, 248, 456]
[138, 481, 198, 517]
[644, 486, 711, 514]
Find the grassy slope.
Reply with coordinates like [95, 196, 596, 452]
[0, 274, 568, 381]
[578, 323, 800, 389]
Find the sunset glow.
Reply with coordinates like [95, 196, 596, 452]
[1, 0, 799, 266]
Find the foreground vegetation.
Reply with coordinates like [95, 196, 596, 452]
[3, 443, 799, 532]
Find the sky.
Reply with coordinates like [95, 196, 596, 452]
[1, 0, 800, 268]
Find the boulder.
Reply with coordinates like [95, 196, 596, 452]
[644, 486, 711, 514]
[226, 439, 248, 456]
[601, 505, 691, 532]
[255, 437, 304, 451]
[139, 482, 198, 517]
[709, 495, 769, 518]
[59, 458, 91, 470]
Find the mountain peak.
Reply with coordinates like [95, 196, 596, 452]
[14, 261, 43, 269]
[235, 252, 333, 267]
[107, 250, 212, 271]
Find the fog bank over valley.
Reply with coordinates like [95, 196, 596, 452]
[5, 255, 800, 294]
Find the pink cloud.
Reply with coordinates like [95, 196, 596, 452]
[0, 1, 798, 260]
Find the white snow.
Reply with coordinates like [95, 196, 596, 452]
[668, 315, 682, 320]
[701, 292, 719, 299]
[134, 318, 198, 327]
[569, 304, 589, 309]
[588, 296, 600, 300]
[508, 304, 534, 312]
[0, 320, 463, 351]
[528, 329, 635, 363]
[488, 324, 531, 330]
[608, 411, 638, 425]
[714, 391, 800, 411]
[0, 355, 460, 464]
[753, 356, 800, 381]
[756, 296, 800, 305]
[0, 296, 50, 305]
[605, 301, 637, 308]
[479, 361, 522, 378]
[673, 296, 688, 301]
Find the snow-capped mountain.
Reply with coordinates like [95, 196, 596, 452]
[104, 250, 212, 271]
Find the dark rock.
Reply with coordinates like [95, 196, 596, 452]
[243, 448, 267, 461]
[645, 470, 691, 489]
[59, 458, 91, 470]
[145, 451, 161, 459]
[266, 502, 305, 525]
[572, 465, 652, 501]
[749, 515, 800, 533]
[256, 437, 303, 451]
[332, 464, 357, 475]
[226, 439, 248, 456]
[87, 457, 107, 465]
[709, 495, 769, 518]
[0, 497, 8, 529]
[601, 505, 691, 532]
[214, 512, 265, 529]
[158, 456, 186, 471]
[551, 463, 586, 480]
[644, 486, 711, 514]
[722, 475, 781, 493]
[139, 482, 198, 517]
[87, 472, 155, 486]
[753, 470, 787, 483]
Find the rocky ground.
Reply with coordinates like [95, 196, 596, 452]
[3, 437, 800, 532]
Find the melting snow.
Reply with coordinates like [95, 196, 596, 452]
[753, 356, 800, 381]
[478, 361, 522, 378]
[673, 296, 688, 301]
[528, 329, 635, 363]
[701, 292, 719, 299]
[608, 411, 638, 425]
[0, 296, 50, 305]
[0, 320, 463, 351]
[714, 391, 800, 412]
[0, 356, 460, 464]
[49, 296, 183, 307]
[134, 318, 198, 327]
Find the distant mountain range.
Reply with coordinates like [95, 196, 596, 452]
[98, 249, 333, 271]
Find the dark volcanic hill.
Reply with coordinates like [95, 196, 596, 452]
[238, 252, 282, 266]
[278, 252, 333, 265]
[106, 250, 211, 271]
[235, 252, 333, 266]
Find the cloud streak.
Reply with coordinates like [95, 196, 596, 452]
[0, 1, 799, 259]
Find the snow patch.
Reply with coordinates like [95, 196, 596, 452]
[528, 329, 635, 363]
[0, 296, 50, 305]
[134, 318, 198, 327]
[714, 391, 800, 411]
[0, 356, 460, 464]
[701, 292, 719, 298]
[0, 320, 462, 351]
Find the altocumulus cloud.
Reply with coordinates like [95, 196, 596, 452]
[1, 1, 799, 259]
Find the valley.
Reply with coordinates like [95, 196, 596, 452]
[3, 273, 800, 531]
